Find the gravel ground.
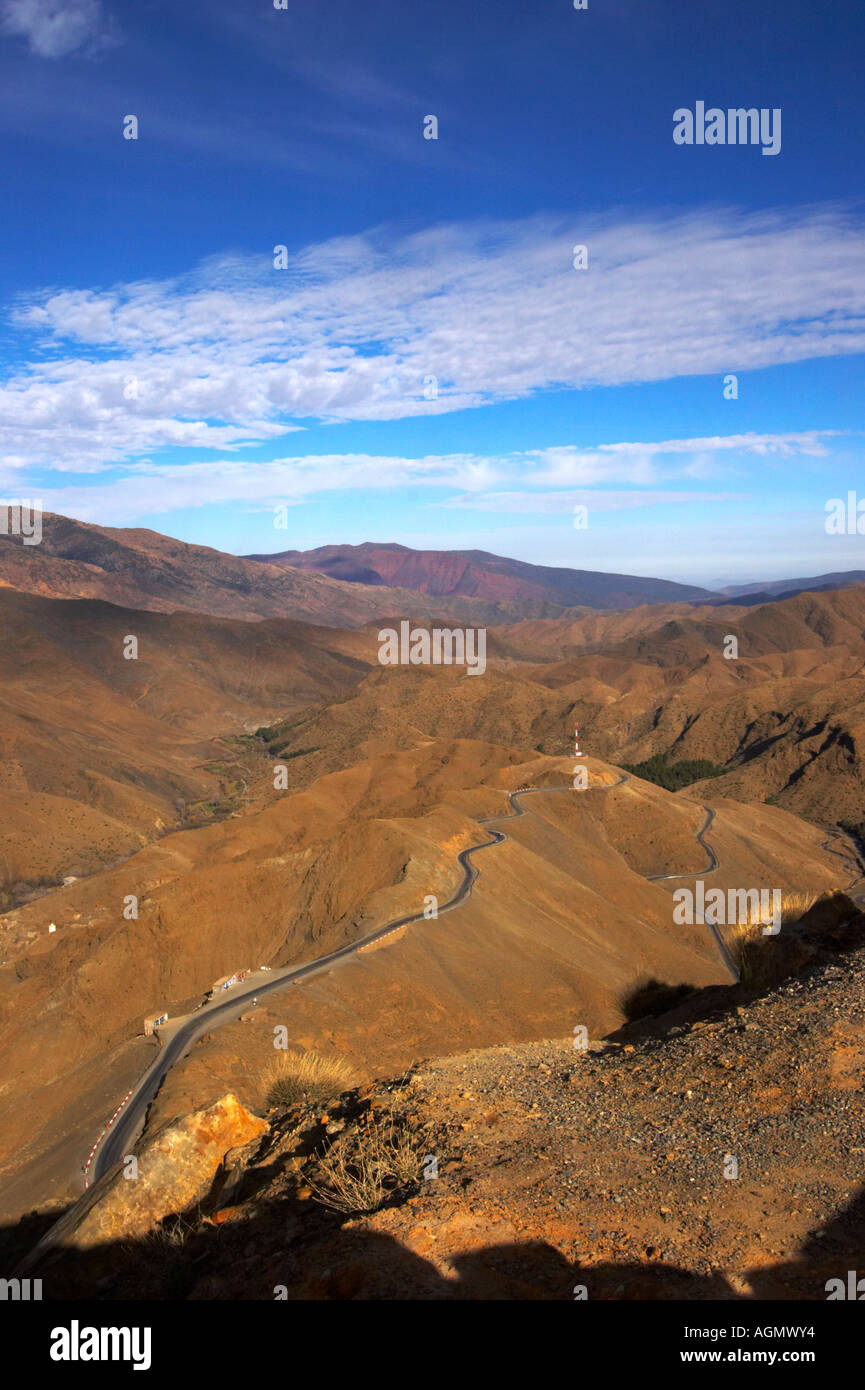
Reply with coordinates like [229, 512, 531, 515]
[33, 930, 865, 1301]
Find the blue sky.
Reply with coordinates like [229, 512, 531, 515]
[0, 0, 863, 586]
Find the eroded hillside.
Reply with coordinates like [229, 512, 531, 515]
[3, 576, 865, 1232]
[16, 919, 865, 1301]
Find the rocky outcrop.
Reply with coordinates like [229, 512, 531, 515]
[34, 929, 865, 1300]
[71, 1094, 268, 1247]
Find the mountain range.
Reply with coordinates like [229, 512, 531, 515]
[2, 513, 865, 1296]
[5, 516, 863, 623]
[244, 540, 715, 609]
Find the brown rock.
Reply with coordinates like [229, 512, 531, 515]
[72, 1094, 268, 1247]
[214, 1205, 243, 1224]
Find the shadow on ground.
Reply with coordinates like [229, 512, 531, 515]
[2, 1175, 863, 1302]
[3, 894, 863, 1302]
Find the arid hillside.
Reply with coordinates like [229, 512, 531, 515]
[0, 515, 584, 626]
[0, 649, 856, 1224]
[488, 587, 865, 826]
[0, 588, 375, 890]
[15, 917, 865, 1301]
[3, 529, 865, 1241]
[718, 569, 865, 602]
[247, 540, 714, 609]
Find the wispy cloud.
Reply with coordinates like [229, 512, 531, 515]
[436, 489, 746, 515]
[0, 0, 114, 58]
[3, 206, 864, 471]
[517, 433, 840, 487]
[29, 433, 838, 527]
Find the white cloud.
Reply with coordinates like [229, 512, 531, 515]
[3, 206, 864, 471]
[517, 433, 840, 487]
[595, 432, 837, 458]
[30, 433, 837, 528]
[36, 453, 494, 523]
[0, 0, 111, 58]
[436, 489, 746, 515]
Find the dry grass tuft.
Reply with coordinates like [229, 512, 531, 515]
[136, 1214, 197, 1249]
[307, 1116, 422, 1215]
[261, 1049, 355, 1109]
[728, 891, 823, 988]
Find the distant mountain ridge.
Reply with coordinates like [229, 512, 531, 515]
[711, 570, 865, 607]
[244, 541, 715, 610]
[720, 570, 865, 598]
[5, 515, 865, 623]
[0, 516, 584, 627]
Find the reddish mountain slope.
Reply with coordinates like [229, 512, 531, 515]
[0, 516, 571, 627]
[244, 542, 715, 610]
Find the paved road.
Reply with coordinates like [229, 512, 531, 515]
[819, 829, 865, 906]
[18, 770, 744, 1270]
[90, 797, 863, 1188]
[646, 811, 865, 980]
[643, 804, 738, 977]
[646, 806, 719, 881]
[93, 774, 630, 1182]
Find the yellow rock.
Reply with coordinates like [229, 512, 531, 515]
[72, 1094, 267, 1247]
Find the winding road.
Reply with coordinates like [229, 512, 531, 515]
[91, 775, 632, 1183]
[646, 806, 719, 881]
[645, 807, 739, 977]
[20, 770, 739, 1270]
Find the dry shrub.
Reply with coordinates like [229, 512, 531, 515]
[728, 891, 828, 988]
[620, 976, 695, 1022]
[308, 1116, 422, 1215]
[133, 1214, 197, 1251]
[262, 1049, 355, 1109]
[771, 890, 821, 923]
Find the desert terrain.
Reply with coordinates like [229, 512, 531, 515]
[0, 524, 863, 1307]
